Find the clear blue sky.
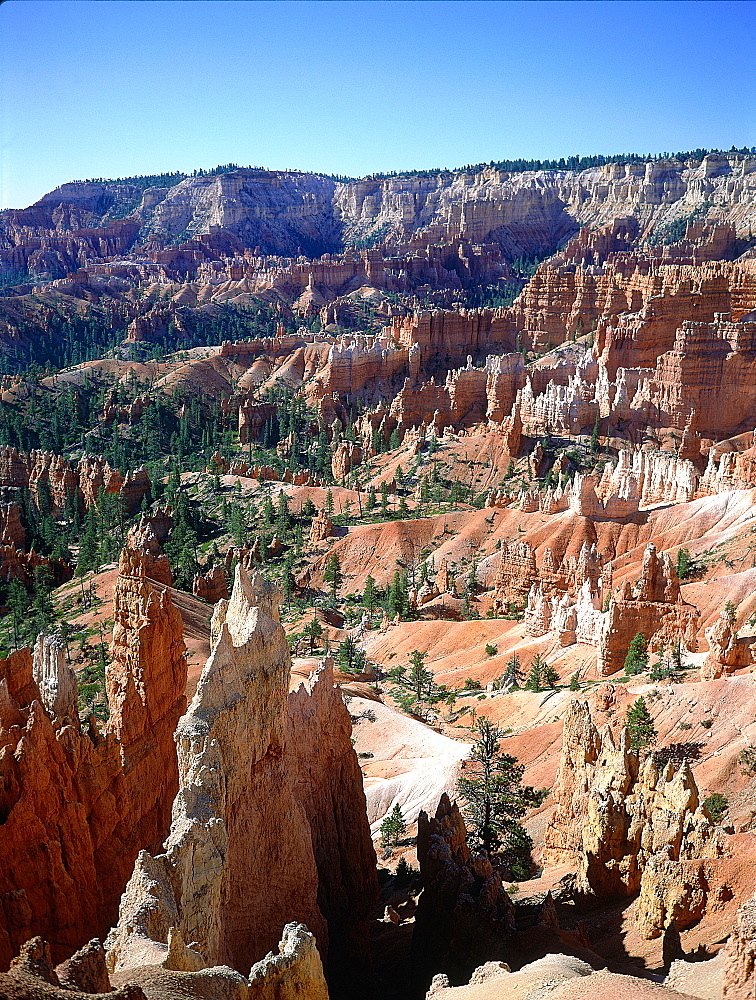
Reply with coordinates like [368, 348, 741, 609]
[0, 0, 754, 209]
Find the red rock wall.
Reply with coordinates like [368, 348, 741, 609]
[0, 542, 186, 970]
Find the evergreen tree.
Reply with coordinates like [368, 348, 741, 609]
[525, 655, 543, 692]
[304, 616, 324, 653]
[624, 632, 648, 675]
[324, 553, 342, 600]
[380, 802, 407, 849]
[408, 649, 433, 701]
[543, 664, 560, 688]
[363, 574, 376, 613]
[276, 491, 291, 534]
[503, 653, 523, 688]
[281, 553, 296, 605]
[456, 718, 544, 877]
[569, 672, 580, 691]
[676, 547, 692, 579]
[590, 413, 600, 453]
[626, 696, 657, 752]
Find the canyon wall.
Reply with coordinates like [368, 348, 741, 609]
[0, 535, 186, 969]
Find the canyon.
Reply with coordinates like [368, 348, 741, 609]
[0, 150, 756, 1000]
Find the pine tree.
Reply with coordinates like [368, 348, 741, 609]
[624, 632, 648, 675]
[324, 553, 342, 600]
[590, 413, 600, 453]
[363, 574, 376, 613]
[304, 616, 324, 653]
[525, 655, 542, 692]
[276, 491, 291, 534]
[456, 718, 544, 876]
[408, 649, 433, 701]
[281, 553, 295, 605]
[543, 664, 560, 688]
[380, 802, 407, 849]
[503, 653, 523, 688]
[676, 547, 691, 579]
[626, 696, 657, 752]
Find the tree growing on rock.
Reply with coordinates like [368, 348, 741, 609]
[626, 695, 657, 752]
[457, 718, 546, 879]
[624, 632, 648, 675]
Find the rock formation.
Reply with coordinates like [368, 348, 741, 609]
[192, 562, 229, 604]
[0, 530, 186, 969]
[700, 608, 752, 680]
[247, 923, 329, 1000]
[0, 447, 150, 515]
[310, 508, 334, 544]
[412, 793, 515, 990]
[544, 701, 725, 906]
[599, 544, 699, 676]
[122, 516, 172, 586]
[0, 936, 146, 1000]
[107, 565, 377, 994]
[722, 894, 756, 999]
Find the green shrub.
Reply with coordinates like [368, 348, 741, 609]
[701, 717, 714, 729]
[740, 745, 756, 776]
[464, 677, 482, 691]
[703, 792, 728, 824]
[485, 643, 498, 657]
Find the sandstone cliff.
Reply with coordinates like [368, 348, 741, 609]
[0, 532, 186, 969]
[722, 894, 756, 999]
[412, 793, 516, 991]
[107, 565, 377, 994]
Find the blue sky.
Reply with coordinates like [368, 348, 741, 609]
[0, 0, 754, 209]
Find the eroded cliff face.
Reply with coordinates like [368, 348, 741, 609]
[0, 447, 151, 515]
[722, 894, 756, 999]
[544, 701, 725, 915]
[107, 565, 377, 992]
[7, 156, 756, 276]
[0, 534, 186, 969]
